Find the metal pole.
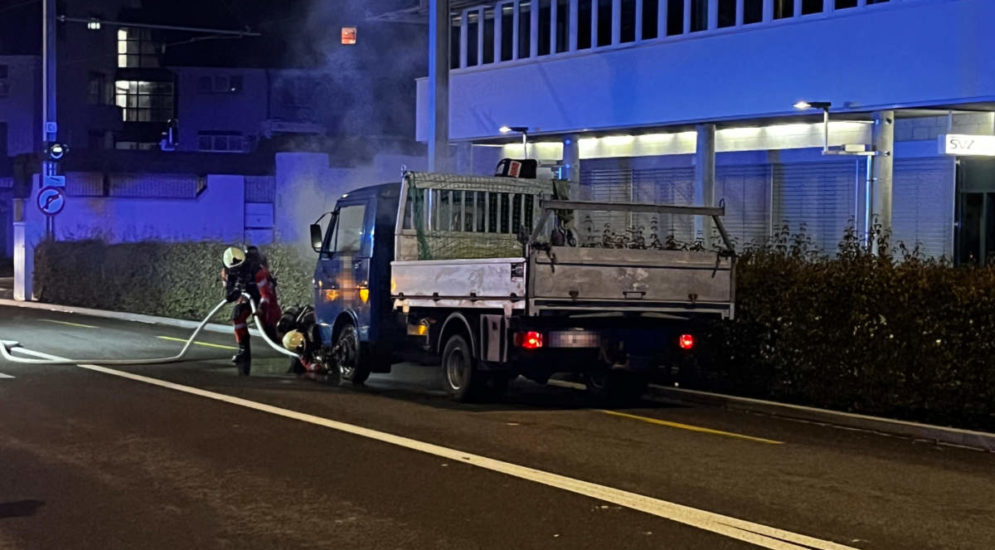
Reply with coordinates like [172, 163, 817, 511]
[43, 0, 57, 242]
[562, 134, 580, 185]
[871, 110, 894, 252]
[43, 0, 56, 145]
[428, 0, 450, 172]
[822, 107, 829, 154]
[694, 124, 716, 247]
[522, 132, 528, 158]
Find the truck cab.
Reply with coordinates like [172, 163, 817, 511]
[310, 183, 401, 384]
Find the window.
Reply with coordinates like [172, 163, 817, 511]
[774, 0, 794, 19]
[114, 141, 159, 151]
[115, 80, 174, 122]
[197, 74, 243, 94]
[88, 72, 109, 105]
[641, 0, 658, 40]
[117, 28, 159, 68]
[332, 205, 367, 254]
[620, 0, 636, 43]
[554, 0, 570, 52]
[718, 0, 737, 27]
[596, 0, 612, 46]
[0, 64, 8, 98]
[197, 131, 244, 153]
[743, 0, 763, 23]
[577, 0, 592, 49]
[801, 0, 823, 14]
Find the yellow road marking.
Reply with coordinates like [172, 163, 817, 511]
[41, 319, 98, 329]
[599, 409, 784, 445]
[157, 336, 237, 351]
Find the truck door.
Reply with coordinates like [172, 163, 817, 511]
[314, 198, 373, 345]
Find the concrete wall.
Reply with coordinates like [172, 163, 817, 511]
[418, 0, 995, 141]
[39, 174, 246, 243]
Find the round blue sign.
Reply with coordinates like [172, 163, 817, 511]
[37, 186, 66, 216]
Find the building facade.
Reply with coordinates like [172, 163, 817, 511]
[415, 0, 995, 263]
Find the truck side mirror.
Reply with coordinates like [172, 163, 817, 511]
[310, 224, 323, 252]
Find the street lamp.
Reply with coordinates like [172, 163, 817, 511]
[87, 18, 101, 30]
[500, 125, 530, 158]
[794, 100, 832, 154]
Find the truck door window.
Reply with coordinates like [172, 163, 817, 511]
[332, 204, 367, 255]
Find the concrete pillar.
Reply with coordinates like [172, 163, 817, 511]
[12, 199, 31, 301]
[694, 124, 716, 246]
[561, 134, 581, 186]
[428, 0, 450, 172]
[871, 110, 894, 250]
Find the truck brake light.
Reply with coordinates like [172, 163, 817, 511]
[515, 331, 544, 350]
[678, 334, 695, 350]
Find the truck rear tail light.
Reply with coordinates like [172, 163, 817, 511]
[678, 334, 695, 350]
[515, 331, 544, 350]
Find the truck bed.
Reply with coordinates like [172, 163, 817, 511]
[391, 247, 734, 319]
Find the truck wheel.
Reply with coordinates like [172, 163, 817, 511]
[334, 324, 370, 386]
[442, 335, 481, 402]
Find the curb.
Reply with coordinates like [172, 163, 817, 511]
[0, 298, 262, 337]
[646, 385, 995, 453]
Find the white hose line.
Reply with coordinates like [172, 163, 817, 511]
[244, 292, 301, 360]
[1, 299, 231, 365]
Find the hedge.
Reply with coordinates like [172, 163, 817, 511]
[684, 226, 995, 432]
[34, 240, 314, 321]
[32, 233, 995, 431]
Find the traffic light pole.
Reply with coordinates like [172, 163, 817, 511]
[42, 0, 56, 239]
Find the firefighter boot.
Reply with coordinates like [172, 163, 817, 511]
[232, 340, 251, 376]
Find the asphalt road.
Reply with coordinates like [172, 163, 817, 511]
[1, 305, 993, 549]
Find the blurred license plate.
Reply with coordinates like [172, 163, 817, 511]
[547, 331, 599, 348]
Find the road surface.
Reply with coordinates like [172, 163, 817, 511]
[1, 305, 993, 549]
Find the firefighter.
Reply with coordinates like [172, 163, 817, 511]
[278, 305, 328, 380]
[222, 246, 282, 375]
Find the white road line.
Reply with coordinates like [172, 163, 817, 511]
[13, 345, 856, 550]
[0, 372, 14, 379]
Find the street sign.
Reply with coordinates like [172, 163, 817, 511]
[37, 186, 66, 216]
[939, 134, 995, 156]
[43, 174, 66, 188]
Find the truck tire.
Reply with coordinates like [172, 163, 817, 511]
[334, 324, 370, 386]
[441, 335, 482, 402]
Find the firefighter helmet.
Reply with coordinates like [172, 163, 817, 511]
[282, 330, 305, 352]
[223, 247, 246, 269]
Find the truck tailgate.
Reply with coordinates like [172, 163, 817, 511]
[529, 247, 734, 317]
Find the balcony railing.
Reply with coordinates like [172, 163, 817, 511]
[450, 0, 903, 70]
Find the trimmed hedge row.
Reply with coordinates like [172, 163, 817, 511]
[34, 240, 314, 320]
[687, 229, 995, 432]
